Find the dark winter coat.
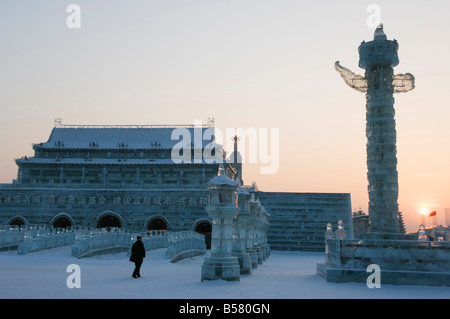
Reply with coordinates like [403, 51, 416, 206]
[129, 240, 146, 263]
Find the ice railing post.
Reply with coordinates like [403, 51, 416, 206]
[324, 221, 347, 267]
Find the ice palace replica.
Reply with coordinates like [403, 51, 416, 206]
[316, 25, 450, 286]
[0, 119, 352, 255]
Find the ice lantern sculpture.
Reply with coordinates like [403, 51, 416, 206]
[201, 168, 241, 281]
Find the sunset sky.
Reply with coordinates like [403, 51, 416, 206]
[1, 1, 449, 232]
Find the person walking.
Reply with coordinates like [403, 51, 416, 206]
[129, 235, 146, 278]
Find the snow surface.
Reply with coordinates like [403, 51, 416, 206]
[0, 246, 448, 299]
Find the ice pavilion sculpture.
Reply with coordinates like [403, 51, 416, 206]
[335, 24, 415, 234]
[201, 166, 241, 281]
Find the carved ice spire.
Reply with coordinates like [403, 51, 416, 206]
[373, 23, 387, 41]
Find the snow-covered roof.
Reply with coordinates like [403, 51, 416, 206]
[15, 157, 219, 166]
[207, 174, 238, 188]
[237, 187, 251, 195]
[35, 127, 218, 150]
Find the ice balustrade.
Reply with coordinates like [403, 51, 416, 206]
[71, 229, 205, 259]
[324, 221, 450, 271]
[0, 225, 26, 250]
[71, 228, 168, 258]
[139, 230, 169, 251]
[3, 224, 207, 259]
[328, 237, 450, 271]
[17, 226, 75, 255]
[165, 231, 206, 260]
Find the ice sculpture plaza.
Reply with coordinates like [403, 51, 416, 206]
[1, 16, 449, 296]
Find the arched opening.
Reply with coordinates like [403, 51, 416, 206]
[8, 217, 27, 230]
[195, 221, 212, 249]
[53, 216, 72, 229]
[97, 214, 122, 229]
[147, 218, 167, 231]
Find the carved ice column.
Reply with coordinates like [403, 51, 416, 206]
[201, 172, 241, 282]
[335, 24, 415, 234]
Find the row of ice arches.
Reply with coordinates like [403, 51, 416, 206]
[6, 213, 212, 249]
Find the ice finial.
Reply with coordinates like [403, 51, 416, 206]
[374, 23, 387, 41]
[218, 163, 225, 176]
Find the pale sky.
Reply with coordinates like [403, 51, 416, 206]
[1, 0, 449, 232]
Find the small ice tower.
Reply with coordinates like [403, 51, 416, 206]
[232, 187, 253, 274]
[201, 166, 241, 281]
[335, 24, 415, 234]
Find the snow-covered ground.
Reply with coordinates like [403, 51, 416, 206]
[0, 246, 448, 299]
